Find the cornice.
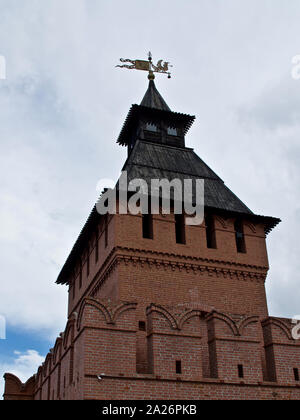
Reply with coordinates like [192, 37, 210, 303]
[90, 248, 267, 297]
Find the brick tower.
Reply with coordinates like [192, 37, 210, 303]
[4, 79, 300, 400]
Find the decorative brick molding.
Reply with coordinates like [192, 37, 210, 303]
[76, 297, 137, 330]
[4, 298, 300, 399]
[90, 252, 267, 298]
[114, 246, 268, 270]
[3, 373, 35, 401]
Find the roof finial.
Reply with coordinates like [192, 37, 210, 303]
[116, 52, 172, 79]
[147, 51, 155, 80]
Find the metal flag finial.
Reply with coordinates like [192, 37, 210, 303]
[116, 52, 172, 79]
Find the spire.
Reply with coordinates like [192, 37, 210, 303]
[140, 79, 171, 111]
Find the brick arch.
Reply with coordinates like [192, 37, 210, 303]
[77, 298, 113, 330]
[42, 362, 47, 378]
[268, 318, 293, 341]
[63, 319, 75, 349]
[4, 372, 23, 388]
[238, 316, 260, 336]
[44, 353, 52, 376]
[24, 375, 35, 391]
[147, 304, 178, 330]
[4, 373, 35, 395]
[36, 366, 42, 386]
[210, 311, 239, 336]
[178, 310, 203, 330]
[111, 302, 137, 324]
[52, 337, 62, 366]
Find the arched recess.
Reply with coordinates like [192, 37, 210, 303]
[77, 298, 113, 330]
[209, 311, 239, 336]
[267, 318, 293, 341]
[112, 302, 137, 324]
[44, 353, 52, 376]
[63, 320, 75, 350]
[238, 316, 260, 336]
[146, 304, 178, 330]
[52, 337, 62, 366]
[178, 310, 203, 330]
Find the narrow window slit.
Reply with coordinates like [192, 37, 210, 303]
[142, 214, 153, 239]
[238, 364, 244, 379]
[205, 215, 216, 249]
[235, 219, 246, 253]
[138, 321, 146, 331]
[175, 214, 186, 244]
[176, 360, 182, 374]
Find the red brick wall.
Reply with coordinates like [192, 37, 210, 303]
[83, 376, 300, 400]
[67, 212, 269, 317]
[5, 209, 299, 401]
[88, 212, 269, 317]
[207, 313, 263, 383]
[262, 318, 300, 384]
[147, 305, 202, 380]
[5, 298, 300, 400]
[3, 374, 35, 400]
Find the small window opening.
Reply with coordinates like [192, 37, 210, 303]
[235, 219, 246, 253]
[146, 123, 158, 132]
[167, 127, 177, 136]
[294, 368, 299, 381]
[205, 215, 216, 249]
[175, 214, 186, 244]
[176, 360, 182, 374]
[139, 321, 146, 331]
[142, 214, 153, 239]
[238, 364, 244, 379]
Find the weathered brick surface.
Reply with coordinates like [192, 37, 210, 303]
[83, 376, 300, 400]
[3, 212, 300, 400]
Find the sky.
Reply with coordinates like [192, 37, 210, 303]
[0, 0, 300, 397]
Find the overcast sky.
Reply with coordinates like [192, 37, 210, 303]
[1, 0, 300, 396]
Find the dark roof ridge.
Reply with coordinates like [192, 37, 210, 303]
[140, 79, 171, 111]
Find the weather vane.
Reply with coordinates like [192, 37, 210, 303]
[116, 51, 172, 79]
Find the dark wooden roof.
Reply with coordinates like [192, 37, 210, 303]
[123, 140, 252, 214]
[117, 80, 195, 146]
[122, 140, 280, 232]
[117, 105, 195, 146]
[140, 80, 171, 111]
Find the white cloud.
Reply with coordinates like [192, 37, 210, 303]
[0, 350, 44, 400]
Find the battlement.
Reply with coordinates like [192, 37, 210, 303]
[4, 298, 300, 400]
